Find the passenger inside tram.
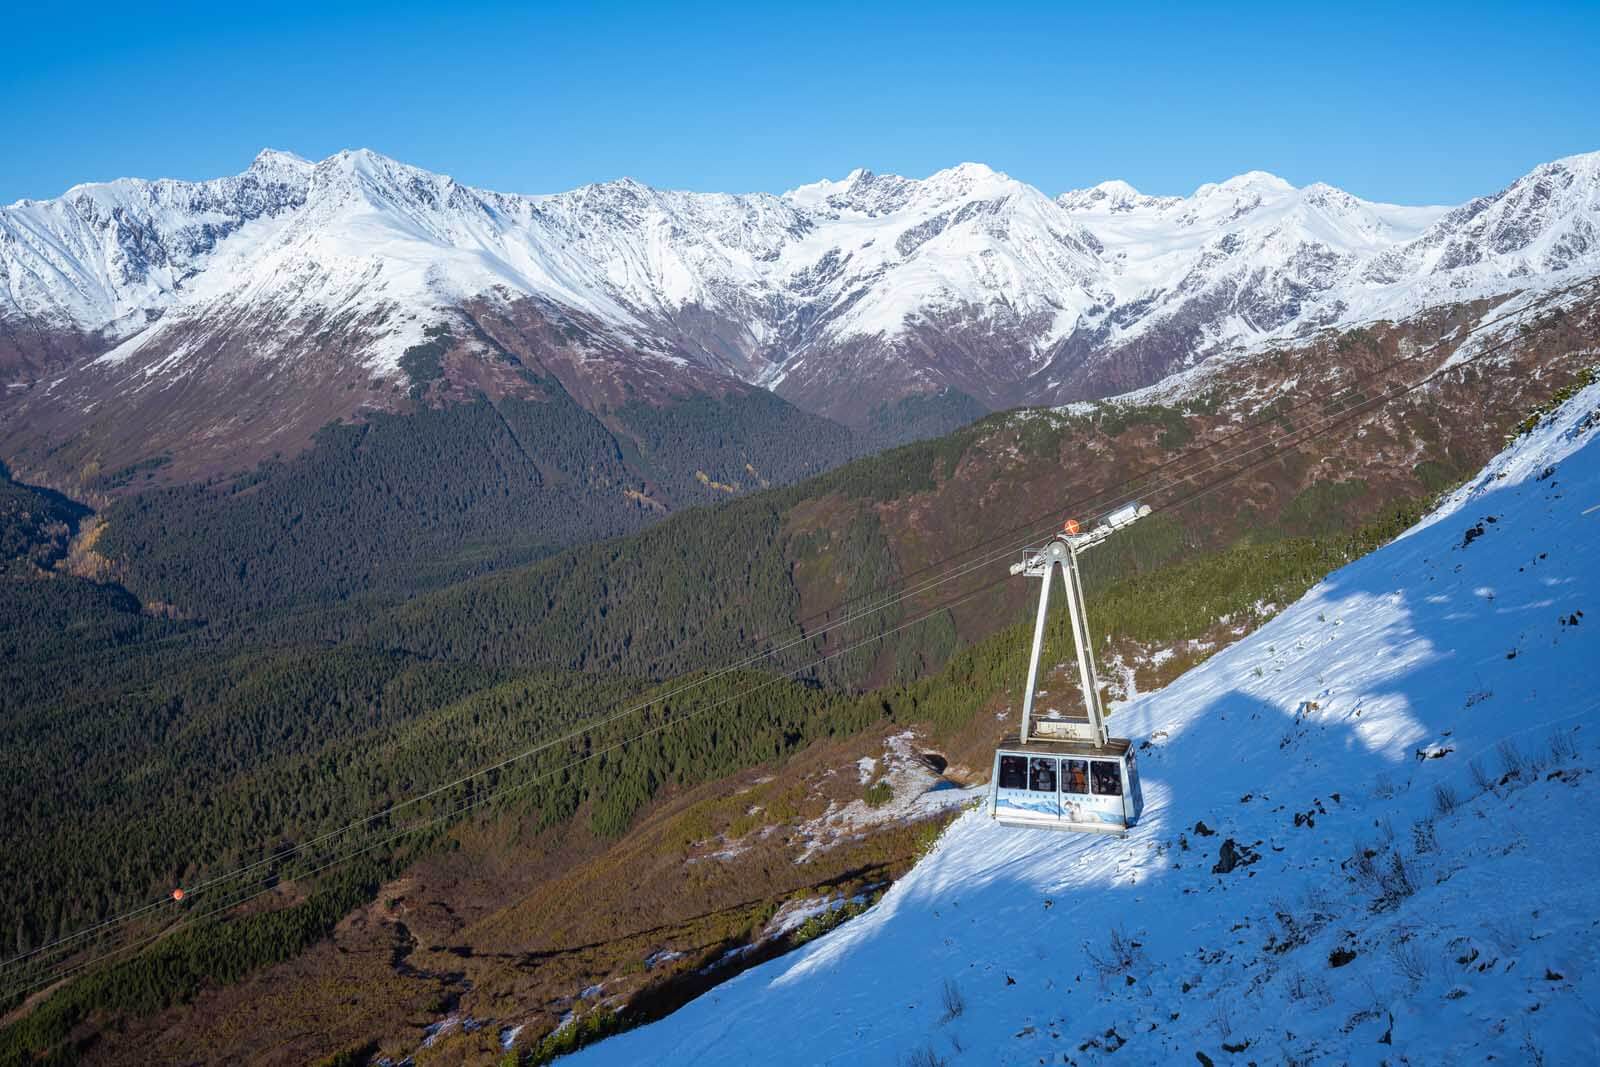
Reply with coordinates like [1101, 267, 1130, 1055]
[999, 755, 1026, 790]
[1064, 759, 1089, 795]
[1029, 757, 1058, 792]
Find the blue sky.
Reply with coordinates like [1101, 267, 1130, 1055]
[4, 1, 1597, 205]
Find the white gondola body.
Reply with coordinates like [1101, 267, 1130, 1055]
[990, 740, 1144, 832]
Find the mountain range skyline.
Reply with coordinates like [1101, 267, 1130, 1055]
[5, 3, 1598, 208]
[0, 145, 1566, 213]
[3, 142, 1595, 491]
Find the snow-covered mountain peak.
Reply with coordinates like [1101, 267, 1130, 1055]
[923, 160, 1010, 191]
[1056, 179, 1180, 216]
[1195, 168, 1294, 197]
[782, 161, 1027, 220]
[1170, 171, 1302, 231]
[247, 147, 314, 184]
[558, 174, 691, 220]
[1480, 150, 1600, 234]
[1292, 181, 1441, 241]
[1536, 148, 1600, 183]
[1095, 178, 1141, 198]
[781, 168, 868, 209]
[805, 168, 921, 216]
[305, 147, 466, 212]
[758, 160, 1110, 368]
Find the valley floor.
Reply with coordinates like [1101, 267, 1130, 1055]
[565, 384, 1600, 1064]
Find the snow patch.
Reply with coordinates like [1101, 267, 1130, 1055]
[792, 731, 978, 862]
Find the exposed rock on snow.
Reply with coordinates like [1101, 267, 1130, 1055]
[792, 731, 978, 862]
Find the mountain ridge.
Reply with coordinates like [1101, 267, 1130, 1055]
[2, 149, 1596, 490]
[6, 149, 1595, 382]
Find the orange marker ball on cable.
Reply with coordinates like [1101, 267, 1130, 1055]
[1063, 518, 1081, 536]
[172, 888, 186, 902]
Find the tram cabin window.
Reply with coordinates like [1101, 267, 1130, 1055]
[1029, 757, 1058, 792]
[1091, 760, 1122, 797]
[1063, 759, 1089, 794]
[999, 755, 1027, 790]
[1088, 758, 1126, 793]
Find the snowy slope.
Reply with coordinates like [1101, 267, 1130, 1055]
[566, 380, 1600, 1065]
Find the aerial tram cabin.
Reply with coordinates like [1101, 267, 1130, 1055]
[990, 504, 1149, 833]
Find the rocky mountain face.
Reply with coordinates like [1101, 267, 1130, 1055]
[2, 149, 1597, 486]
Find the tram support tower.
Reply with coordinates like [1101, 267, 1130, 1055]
[990, 502, 1151, 832]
